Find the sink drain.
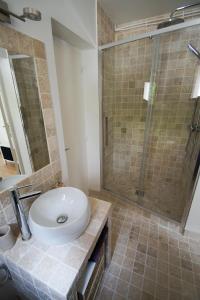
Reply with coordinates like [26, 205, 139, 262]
[56, 215, 68, 224]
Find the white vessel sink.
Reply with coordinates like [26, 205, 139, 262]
[29, 187, 90, 245]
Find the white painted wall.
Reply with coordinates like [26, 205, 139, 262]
[100, 0, 196, 25]
[53, 37, 101, 192]
[54, 37, 88, 192]
[185, 176, 200, 233]
[4, 0, 98, 186]
[0, 107, 9, 147]
[71, 0, 98, 45]
[82, 49, 101, 191]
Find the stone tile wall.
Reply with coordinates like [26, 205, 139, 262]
[97, 1, 115, 45]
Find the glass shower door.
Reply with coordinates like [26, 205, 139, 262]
[102, 24, 200, 223]
[102, 37, 157, 201]
[139, 25, 200, 222]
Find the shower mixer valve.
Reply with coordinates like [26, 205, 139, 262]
[190, 124, 200, 132]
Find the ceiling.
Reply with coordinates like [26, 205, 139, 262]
[100, 0, 197, 25]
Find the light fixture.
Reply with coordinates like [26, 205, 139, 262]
[0, 0, 41, 23]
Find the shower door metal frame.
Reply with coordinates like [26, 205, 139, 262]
[98, 50, 104, 190]
[99, 17, 200, 50]
[137, 37, 160, 198]
[99, 17, 200, 232]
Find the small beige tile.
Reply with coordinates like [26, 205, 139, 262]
[113, 292, 126, 300]
[141, 291, 154, 300]
[169, 290, 182, 300]
[6, 238, 30, 262]
[119, 267, 132, 282]
[48, 263, 77, 295]
[144, 266, 156, 281]
[4, 204, 16, 223]
[169, 264, 181, 278]
[169, 275, 181, 290]
[156, 271, 169, 287]
[38, 75, 50, 94]
[100, 286, 114, 300]
[0, 210, 6, 226]
[103, 272, 118, 290]
[135, 251, 146, 265]
[72, 232, 94, 251]
[123, 256, 134, 270]
[63, 246, 86, 269]
[109, 262, 121, 277]
[19, 247, 44, 272]
[143, 278, 155, 296]
[131, 272, 144, 289]
[35, 58, 48, 75]
[128, 285, 142, 300]
[0, 24, 19, 53]
[41, 93, 52, 109]
[155, 284, 169, 300]
[17, 32, 33, 56]
[116, 278, 129, 297]
[33, 39, 46, 59]
[33, 256, 59, 284]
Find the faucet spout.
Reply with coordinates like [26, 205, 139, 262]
[10, 185, 41, 241]
[19, 191, 41, 200]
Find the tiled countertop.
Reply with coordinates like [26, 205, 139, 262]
[0, 197, 112, 300]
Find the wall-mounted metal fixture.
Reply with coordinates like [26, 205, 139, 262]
[157, 2, 200, 29]
[0, 0, 41, 23]
[188, 43, 200, 60]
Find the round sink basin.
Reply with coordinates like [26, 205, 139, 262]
[29, 187, 90, 245]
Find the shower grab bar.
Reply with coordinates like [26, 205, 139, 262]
[104, 117, 109, 147]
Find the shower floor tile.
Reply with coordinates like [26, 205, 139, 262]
[90, 190, 200, 300]
[104, 178, 184, 222]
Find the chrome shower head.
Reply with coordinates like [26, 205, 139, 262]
[157, 18, 184, 29]
[157, 2, 200, 29]
[22, 7, 41, 21]
[188, 43, 200, 60]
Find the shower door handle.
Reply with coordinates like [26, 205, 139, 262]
[104, 116, 109, 147]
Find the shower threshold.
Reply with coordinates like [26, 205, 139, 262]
[101, 187, 181, 228]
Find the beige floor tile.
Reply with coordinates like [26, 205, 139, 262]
[128, 285, 142, 300]
[92, 191, 200, 300]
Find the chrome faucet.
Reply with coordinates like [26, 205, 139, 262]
[10, 184, 41, 241]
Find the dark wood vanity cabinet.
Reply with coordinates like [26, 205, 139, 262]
[77, 225, 108, 300]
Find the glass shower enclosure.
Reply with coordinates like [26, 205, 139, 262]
[101, 20, 200, 223]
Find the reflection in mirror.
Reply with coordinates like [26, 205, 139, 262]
[0, 48, 50, 190]
[11, 56, 50, 171]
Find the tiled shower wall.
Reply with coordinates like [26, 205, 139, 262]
[97, 2, 114, 45]
[0, 24, 61, 226]
[142, 29, 200, 222]
[102, 39, 151, 202]
[12, 57, 50, 171]
[99, 3, 200, 222]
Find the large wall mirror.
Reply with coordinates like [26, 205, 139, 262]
[0, 47, 50, 190]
